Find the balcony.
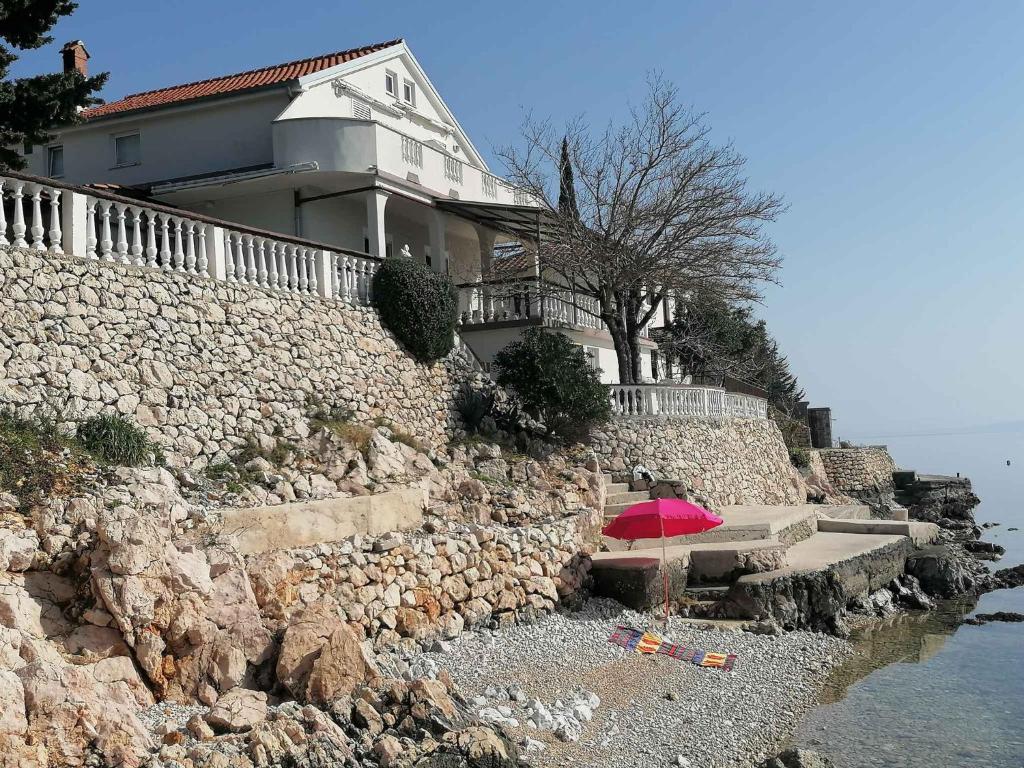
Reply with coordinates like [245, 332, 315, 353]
[456, 277, 650, 339]
[272, 117, 528, 206]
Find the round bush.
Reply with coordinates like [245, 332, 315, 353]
[372, 257, 458, 362]
[492, 328, 611, 442]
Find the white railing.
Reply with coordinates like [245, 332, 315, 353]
[456, 280, 649, 338]
[0, 177, 63, 253]
[0, 170, 381, 306]
[481, 173, 498, 199]
[401, 136, 423, 168]
[609, 384, 768, 420]
[443, 155, 464, 185]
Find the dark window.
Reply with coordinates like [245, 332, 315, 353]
[651, 351, 660, 381]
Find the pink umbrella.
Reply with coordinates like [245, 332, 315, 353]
[602, 498, 724, 623]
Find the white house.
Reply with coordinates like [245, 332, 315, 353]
[22, 38, 676, 383]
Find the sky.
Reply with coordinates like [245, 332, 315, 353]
[11, 1, 1024, 438]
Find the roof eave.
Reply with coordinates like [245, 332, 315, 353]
[80, 82, 293, 126]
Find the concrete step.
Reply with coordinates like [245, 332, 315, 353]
[815, 504, 873, 521]
[816, 517, 940, 546]
[604, 501, 641, 518]
[605, 491, 650, 507]
[605, 482, 631, 496]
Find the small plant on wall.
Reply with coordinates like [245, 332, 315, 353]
[372, 256, 459, 363]
[492, 328, 611, 443]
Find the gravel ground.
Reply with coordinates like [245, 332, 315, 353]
[411, 600, 852, 768]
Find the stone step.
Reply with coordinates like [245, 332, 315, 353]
[816, 517, 940, 546]
[604, 501, 641, 518]
[605, 491, 650, 507]
[605, 482, 631, 496]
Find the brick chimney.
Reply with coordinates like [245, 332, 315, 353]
[61, 40, 89, 77]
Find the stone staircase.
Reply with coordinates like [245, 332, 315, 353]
[591, 473, 942, 621]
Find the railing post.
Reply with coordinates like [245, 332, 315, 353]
[315, 249, 334, 298]
[206, 225, 227, 281]
[61, 190, 88, 257]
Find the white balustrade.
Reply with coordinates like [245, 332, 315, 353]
[443, 155, 464, 184]
[332, 251, 378, 305]
[0, 178, 63, 252]
[481, 174, 498, 199]
[609, 384, 769, 420]
[401, 136, 424, 168]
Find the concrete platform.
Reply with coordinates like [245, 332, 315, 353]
[816, 517, 940, 546]
[593, 538, 788, 584]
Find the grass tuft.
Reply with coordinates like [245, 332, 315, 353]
[76, 413, 161, 467]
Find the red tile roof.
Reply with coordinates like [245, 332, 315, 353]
[83, 39, 403, 120]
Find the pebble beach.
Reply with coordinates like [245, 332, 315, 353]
[410, 599, 852, 767]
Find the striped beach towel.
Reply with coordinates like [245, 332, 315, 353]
[607, 625, 737, 671]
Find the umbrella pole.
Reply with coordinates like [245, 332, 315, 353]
[660, 514, 669, 627]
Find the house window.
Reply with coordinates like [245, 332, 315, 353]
[424, 246, 432, 268]
[402, 79, 416, 106]
[23, 141, 33, 155]
[651, 351, 660, 381]
[113, 133, 141, 167]
[385, 235, 394, 259]
[47, 145, 64, 177]
[385, 70, 398, 97]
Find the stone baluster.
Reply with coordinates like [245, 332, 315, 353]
[115, 204, 130, 264]
[196, 225, 208, 276]
[145, 213, 158, 268]
[130, 208, 144, 265]
[30, 187, 45, 251]
[47, 188, 63, 254]
[256, 239, 268, 287]
[185, 222, 197, 274]
[0, 181, 7, 247]
[298, 247, 309, 293]
[172, 219, 185, 272]
[288, 246, 300, 291]
[308, 249, 319, 295]
[244, 234, 258, 286]
[98, 201, 113, 260]
[224, 232, 236, 282]
[84, 200, 97, 259]
[11, 182, 26, 247]
[266, 241, 278, 288]
[159, 215, 171, 270]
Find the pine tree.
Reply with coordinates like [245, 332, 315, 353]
[0, 1, 107, 170]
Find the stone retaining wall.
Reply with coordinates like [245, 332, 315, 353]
[817, 447, 897, 493]
[592, 417, 805, 509]
[245, 509, 601, 649]
[0, 246, 476, 468]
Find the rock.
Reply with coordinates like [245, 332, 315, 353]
[373, 733, 405, 767]
[963, 611, 1024, 626]
[906, 545, 981, 598]
[186, 713, 215, 740]
[204, 687, 268, 733]
[305, 623, 380, 706]
[0, 669, 27, 736]
[276, 602, 345, 700]
[760, 748, 835, 768]
[0, 529, 38, 572]
[457, 725, 521, 768]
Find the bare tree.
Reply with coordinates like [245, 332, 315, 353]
[497, 75, 785, 384]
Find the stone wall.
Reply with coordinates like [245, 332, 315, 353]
[0, 246, 476, 468]
[244, 509, 600, 651]
[817, 447, 897, 493]
[592, 417, 805, 509]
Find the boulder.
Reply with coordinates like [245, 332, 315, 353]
[204, 687, 268, 733]
[305, 623, 379, 705]
[905, 546, 981, 598]
[760, 748, 835, 768]
[276, 602, 345, 700]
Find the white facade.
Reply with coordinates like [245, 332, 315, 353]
[23, 39, 673, 384]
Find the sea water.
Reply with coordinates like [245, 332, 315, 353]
[791, 430, 1024, 768]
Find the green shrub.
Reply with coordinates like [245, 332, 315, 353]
[0, 407, 87, 510]
[372, 256, 458, 362]
[789, 446, 811, 469]
[456, 386, 496, 434]
[76, 413, 159, 466]
[492, 328, 611, 443]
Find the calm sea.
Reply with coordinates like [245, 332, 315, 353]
[790, 430, 1024, 768]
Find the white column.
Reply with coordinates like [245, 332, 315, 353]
[61, 190, 89, 257]
[428, 208, 447, 273]
[314, 249, 334, 298]
[206, 225, 227, 280]
[365, 189, 389, 258]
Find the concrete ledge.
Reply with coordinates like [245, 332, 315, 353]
[590, 555, 687, 610]
[816, 518, 940, 546]
[816, 504, 873, 520]
[220, 488, 425, 554]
